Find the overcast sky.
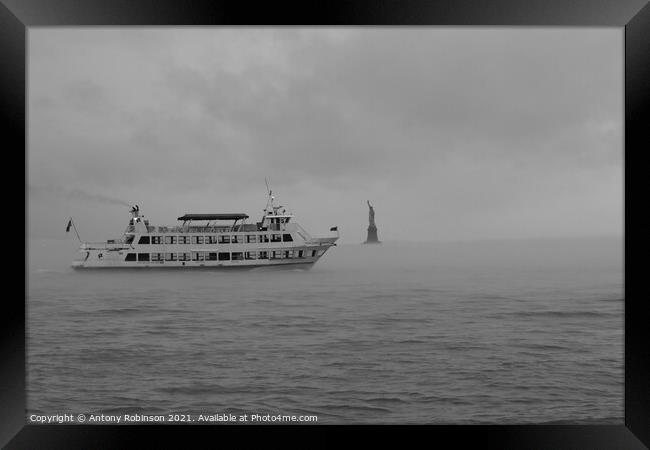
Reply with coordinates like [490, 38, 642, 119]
[28, 28, 622, 243]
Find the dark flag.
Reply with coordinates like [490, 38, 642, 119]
[66, 219, 72, 233]
[330, 226, 338, 231]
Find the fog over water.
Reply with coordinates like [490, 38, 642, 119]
[28, 237, 622, 423]
[30, 236, 621, 275]
[27, 28, 623, 424]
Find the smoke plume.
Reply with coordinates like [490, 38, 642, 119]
[29, 185, 132, 208]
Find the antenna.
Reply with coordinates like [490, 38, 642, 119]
[265, 177, 274, 210]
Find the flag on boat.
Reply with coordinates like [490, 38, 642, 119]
[330, 226, 338, 231]
[66, 219, 72, 233]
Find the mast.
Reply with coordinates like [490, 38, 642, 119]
[262, 177, 275, 220]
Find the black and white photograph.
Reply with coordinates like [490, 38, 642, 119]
[27, 27, 623, 425]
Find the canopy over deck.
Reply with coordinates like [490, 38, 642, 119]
[177, 213, 249, 221]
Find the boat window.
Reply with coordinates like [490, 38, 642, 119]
[207, 252, 217, 261]
[258, 251, 268, 259]
[219, 235, 230, 244]
[271, 234, 282, 242]
[246, 235, 257, 243]
[232, 252, 244, 261]
[298, 250, 304, 258]
[178, 236, 189, 244]
[165, 236, 177, 245]
[179, 252, 191, 261]
[259, 235, 269, 243]
[231, 235, 241, 244]
[138, 236, 150, 245]
[125, 235, 134, 244]
[151, 236, 162, 244]
[138, 253, 150, 261]
[311, 250, 317, 257]
[125, 253, 136, 261]
[207, 236, 218, 244]
[192, 252, 205, 261]
[282, 234, 293, 242]
[218, 252, 230, 261]
[245, 251, 257, 260]
[165, 253, 177, 261]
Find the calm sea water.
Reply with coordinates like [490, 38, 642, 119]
[27, 237, 623, 424]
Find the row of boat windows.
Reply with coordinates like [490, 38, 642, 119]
[137, 234, 293, 245]
[125, 249, 322, 262]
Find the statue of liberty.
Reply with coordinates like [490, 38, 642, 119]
[364, 200, 380, 244]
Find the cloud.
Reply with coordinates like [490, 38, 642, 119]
[27, 28, 622, 242]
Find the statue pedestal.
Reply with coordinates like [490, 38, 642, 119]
[364, 225, 380, 244]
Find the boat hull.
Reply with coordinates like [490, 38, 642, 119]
[71, 260, 316, 270]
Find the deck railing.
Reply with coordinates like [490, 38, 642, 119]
[150, 224, 262, 234]
[80, 241, 131, 250]
[127, 223, 297, 235]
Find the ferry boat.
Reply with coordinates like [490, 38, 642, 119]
[71, 190, 338, 269]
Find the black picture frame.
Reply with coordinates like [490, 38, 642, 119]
[2, 0, 648, 447]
